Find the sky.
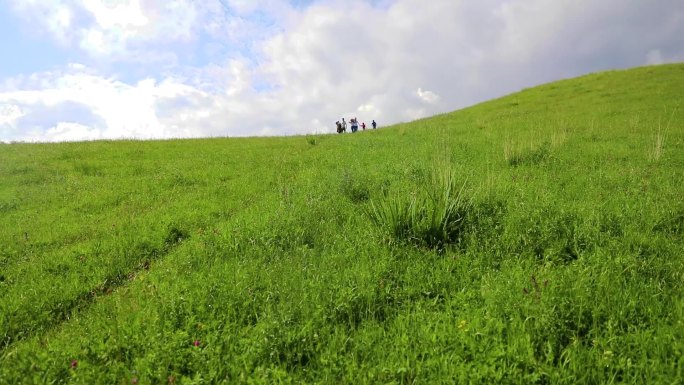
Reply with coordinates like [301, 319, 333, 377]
[0, 0, 683, 142]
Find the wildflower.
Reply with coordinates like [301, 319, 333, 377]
[193, 340, 200, 347]
[70, 360, 78, 369]
[458, 320, 468, 331]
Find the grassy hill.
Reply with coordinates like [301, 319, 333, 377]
[1, 63, 683, 384]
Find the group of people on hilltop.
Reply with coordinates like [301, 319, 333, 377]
[335, 118, 377, 134]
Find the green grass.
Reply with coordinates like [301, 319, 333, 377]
[1, 63, 683, 384]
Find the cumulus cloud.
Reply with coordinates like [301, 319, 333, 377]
[0, 104, 24, 127]
[0, 65, 207, 141]
[9, 0, 201, 59]
[417, 88, 440, 104]
[2, 0, 684, 142]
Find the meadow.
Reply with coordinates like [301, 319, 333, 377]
[0, 63, 683, 384]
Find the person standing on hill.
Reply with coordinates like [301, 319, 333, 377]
[372, 120, 377, 129]
[351, 118, 358, 133]
[362, 122, 366, 130]
[341, 118, 347, 133]
[336, 121, 342, 133]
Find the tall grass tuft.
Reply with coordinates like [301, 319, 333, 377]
[649, 107, 678, 161]
[368, 168, 472, 250]
[504, 140, 551, 167]
[649, 123, 665, 161]
[306, 135, 318, 146]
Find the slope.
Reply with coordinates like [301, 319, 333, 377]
[0, 63, 683, 384]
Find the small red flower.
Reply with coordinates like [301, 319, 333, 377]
[193, 340, 200, 347]
[70, 360, 78, 369]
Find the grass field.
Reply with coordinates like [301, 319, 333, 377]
[1, 63, 683, 384]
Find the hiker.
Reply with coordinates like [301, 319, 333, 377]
[341, 118, 347, 133]
[336, 121, 342, 133]
[351, 117, 358, 133]
[372, 120, 377, 129]
[361, 122, 366, 130]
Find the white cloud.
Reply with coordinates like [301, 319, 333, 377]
[417, 88, 440, 104]
[9, 0, 201, 58]
[44, 122, 102, 142]
[8, 1, 75, 44]
[0, 104, 25, 127]
[0, 65, 214, 142]
[81, 0, 149, 30]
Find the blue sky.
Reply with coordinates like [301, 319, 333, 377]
[0, 10, 73, 78]
[1, 0, 683, 142]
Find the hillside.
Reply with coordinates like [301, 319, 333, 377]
[1, 63, 683, 384]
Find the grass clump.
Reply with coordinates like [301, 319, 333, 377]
[504, 140, 551, 166]
[649, 107, 677, 161]
[340, 171, 371, 203]
[652, 208, 684, 235]
[368, 168, 472, 251]
[306, 135, 318, 146]
[512, 209, 593, 264]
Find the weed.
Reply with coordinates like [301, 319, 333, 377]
[74, 162, 104, 176]
[652, 209, 684, 235]
[649, 107, 678, 161]
[475, 117, 488, 130]
[340, 171, 371, 203]
[0, 200, 18, 213]
[514, 209, 593, 264]
[550, 126, 569, 148]
[504, 140, 551, 166]
[306, 136, 318, 146]
[164, 226, 189, 249]
[649, 124, 665, 161]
